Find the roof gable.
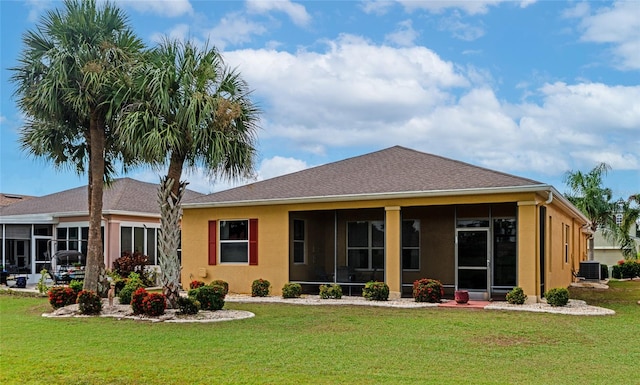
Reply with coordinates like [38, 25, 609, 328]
[185, 146, 544, 206]
[0, 178, 203, 217]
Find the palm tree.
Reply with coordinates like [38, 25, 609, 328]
[117, 39, 260, 306]
[564, 163, 614, 261]
[11, 0, 143, 292]
[603, 195, 640, 259]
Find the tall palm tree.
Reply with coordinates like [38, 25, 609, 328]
[564, 163, 614, 260]
[11, 0, 143, 292]
[117, 39, 260, 306]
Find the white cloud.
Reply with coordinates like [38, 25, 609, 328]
[0, 115, 6, 125]
[438, 13, 485, 41]
[205, 13, 267, 50]
[246, 0, 311, 27]
[384, 20, 419, 47]
[397, 0, 505, 15]
[150, 23, 195, 44]
[122, 0, 193, 18]
[256, 156, 309, 181]
[361, 0, 396, 15]
[219, 35, 639, 178]
[568, 1, 640, 70]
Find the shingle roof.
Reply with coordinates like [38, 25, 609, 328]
[185, 146, 545, 206]
[0, 194, 34, 207]
[0, 178, 203, 217]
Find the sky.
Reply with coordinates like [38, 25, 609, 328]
[1, 0, 639, 200]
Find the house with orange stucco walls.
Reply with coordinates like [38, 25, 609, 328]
[180, 146, 590, 302]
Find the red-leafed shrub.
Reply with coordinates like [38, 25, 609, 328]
[48, 286, 78, 309]
[142, 293, 166, 317]
[77, 290, 102, 315]
[131, 287, 148, 315]
[413, 278, 444, 303]
[189, 280, 205, 289]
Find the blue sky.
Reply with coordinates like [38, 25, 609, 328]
[1, 0, 639, 199]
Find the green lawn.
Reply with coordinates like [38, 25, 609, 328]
[1, 281, 639, 385]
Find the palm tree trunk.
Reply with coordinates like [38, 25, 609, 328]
[158, 176, 186, 308]
[84, 112, 107, 294]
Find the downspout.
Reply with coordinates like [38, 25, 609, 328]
[545, 190, 553, 205]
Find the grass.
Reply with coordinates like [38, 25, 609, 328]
[1, 281, 639, 385]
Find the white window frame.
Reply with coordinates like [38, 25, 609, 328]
[219, 219, 249, 264]
[119, 222, 160, 265]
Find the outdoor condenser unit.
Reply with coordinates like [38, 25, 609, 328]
[579, 261, 601, 281]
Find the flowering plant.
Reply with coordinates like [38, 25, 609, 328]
[76, 290, 102, 315]
[413, 278, 444, 303]
[362, 281, 389, 301]
[190, 280, 205, 289]
[142, 293, 166, 317]
[251, 278, 270, 297]
[210, 279, 229, 295]
[48, 286, 78, 309]
[189, 285, 225, 311]
[131, 287, 148, 315]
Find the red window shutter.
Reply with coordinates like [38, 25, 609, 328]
[208, 220, 217, 265]
[249, 218, 258, 265]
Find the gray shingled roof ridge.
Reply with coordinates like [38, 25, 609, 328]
[183, 146, 546, 205]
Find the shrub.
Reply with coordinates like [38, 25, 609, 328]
[412, 278, 444, 303]
[118, 272, 145, 305]
[76, 290, 102, 315]
[131, 287, 149, 315]
[210, 280, 229, 295]
[282, 282, 302, 299]
[112, 251, 148, 278]
[251, 279, 270, 297]
[48, 286, 78, 309]
[362, 281, 389, 301]
[142, 293, 166, 317]
[177, 296, 200, 315]
[37, 269, 49, 294]
[319, 284, 342, 299]
[190, 285, 226, 311]
[506, 287, 527, 305]
[612, 259, 640, 279]
[69, 279, 84, 293]
[545, 287, 569, 307]
[190, 280, 205, 289]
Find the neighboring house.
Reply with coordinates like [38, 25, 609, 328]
[181, 146, 590, 302]
[593, 223, 640, 269]
[0, 193, 34, 207]
[0, 178, 202, 284]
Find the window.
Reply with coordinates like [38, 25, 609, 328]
[293, 219, 305, 264]
[402, 220, 420, 270]
[210, 219, 258, 265]
[120, 225, 159, 264]
[347, 221, 384, 270]
[56, 226, 88, 254]
[220, 220, 249, 263]
[564, 224, 570, 264]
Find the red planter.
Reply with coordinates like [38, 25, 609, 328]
[454, 290, 469, 304]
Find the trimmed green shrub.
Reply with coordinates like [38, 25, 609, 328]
[282, 282, 302, 299]
[362, 281, 389, 301]
[251, 279, 270, 297]
[142, 293, 166, 317]
[412, 278, 444, 303]
[613, 260, 640, 279]
[545, 287, 569, 307]
[210, 280, 229, 295]
[506, 287, 527, 305]
[177, 296, 200, 315]
[190, 285, 226, 311]
[118, 272, 144, 305]
[48, 286, 78, 309]
[131, 287, 148, 315]
[319, 284, 342, 299]
[69, 279, 83, 293]
[77, 290, 102, 315]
